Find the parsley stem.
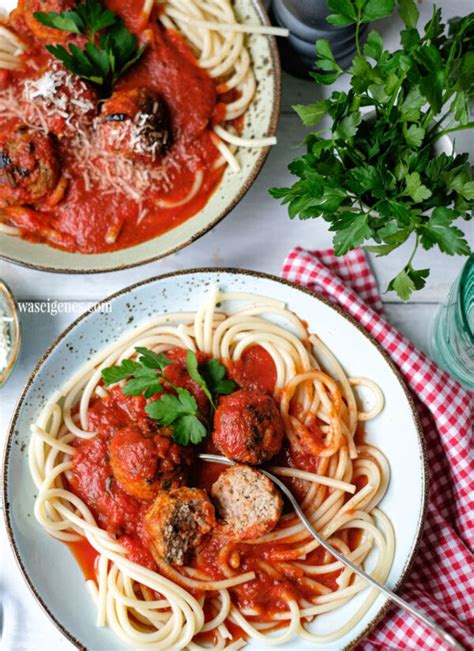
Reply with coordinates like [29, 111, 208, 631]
[434, 122, 474, 141]
[406, 233, 419, 269]
[355, 9, 362, 57]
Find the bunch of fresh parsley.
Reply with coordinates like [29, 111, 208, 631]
[34, 0, 145, 94]
[270, 0, 473, 300]
[101, 347, 236, 446]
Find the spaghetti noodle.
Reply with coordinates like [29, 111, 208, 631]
[29, 290, 394, 649]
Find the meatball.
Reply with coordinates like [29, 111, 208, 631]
[144, 487, 216, 565]
[23, 64, 97, 137]
[22, 0, 76, 41]
[109, 425, 193, 500]
[211, 464, 282, 541]
[212, 390, 284, 464]
[0, 124, 65, 207]
[99, 87, 171, 162]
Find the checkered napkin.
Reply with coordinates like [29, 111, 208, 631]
[281, 247, 474, 651]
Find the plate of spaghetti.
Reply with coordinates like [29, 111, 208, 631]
[3, 269, 427, 650]
[0, 0, 283, 272]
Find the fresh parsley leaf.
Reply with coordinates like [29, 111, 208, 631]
[387, 266, 429, 300]
[173, 415, 207, 446]
[146, 389, 197, 425]
[101, 359, 140, 385]
[326, 0, 357, 27]
[363, 0, 395, 22]
[398, 0, 419, 29]
[420, 208, 471, 255]
[335, 111, 361, 140]
[34, 0, 145, 93]
[135, 347, 172, 371]
[404, 124, 425, 147]
[404, 172, 432, 203]
[185, 350, 215, 408]
[33, 10, 85, 34]
[101, 347, 172, 397]
[202, 358, 236, 396]
[331, 213, 372, 255]
[293, 100, 331, 126]
[311, 40, 343, 85]
[145, 389, 207, 446]
[364, 30, 384, 61]
[122, 376, 163, 398]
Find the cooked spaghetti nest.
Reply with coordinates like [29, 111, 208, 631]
[29, 290, 394, 649]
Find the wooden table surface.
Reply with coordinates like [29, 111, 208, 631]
[1, 1, 473, 650]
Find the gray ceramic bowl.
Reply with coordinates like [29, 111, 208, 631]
[0, 0, 281, 274]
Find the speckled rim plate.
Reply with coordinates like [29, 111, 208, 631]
[3, 269, 428, 651]
[0, 0, 281, 273]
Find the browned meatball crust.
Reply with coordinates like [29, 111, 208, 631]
[144, 487, 216, 565]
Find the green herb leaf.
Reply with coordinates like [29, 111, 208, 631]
[363, 0, 395, 22]
[145, 389, 207, 446]
[364, 30, 384, 61]
[101, 359, 141, 385]
[335, 111, 361, 139]
[293, 100, 331, 126]
[122, 376, 163, 398]
[145, 388, 197, 425]
[135, 347, 173, 371]
[35, 0, 145, 92]
[202, 358, 236, 396]
[398, 0, 419, 29]
[404, 172, 432, 203]
[420, 208, 472, 255]
[404, 124, 425, 147]
[185, 350, 215, 408]
[173, 415, 208, 446]
[387, 266, 429, 300]
[33, 10, 85, 34]
[332, 213, 372, 255]
[326, 0, 357, 26]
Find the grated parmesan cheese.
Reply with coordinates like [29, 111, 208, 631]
[0, 68, 179, 209]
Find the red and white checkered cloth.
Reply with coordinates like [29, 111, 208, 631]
[282, 246, 474, 651]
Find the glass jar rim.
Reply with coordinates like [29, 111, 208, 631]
[459, 253, 474, 344]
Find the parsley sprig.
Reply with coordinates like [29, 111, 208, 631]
[34, 0, 146, 93]
[270, 0, 473, 300]
[101, 347, 236, 446]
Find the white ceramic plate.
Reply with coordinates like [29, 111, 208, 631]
[4, 269, 427, 651]
[0, 0, 280, 273]
[3, 270, 427, 650]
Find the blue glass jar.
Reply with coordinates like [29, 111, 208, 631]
[430, 255, 474, 390]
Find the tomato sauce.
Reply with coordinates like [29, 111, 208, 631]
[2, 1, 225, 252]
[64, 345, 361, 623]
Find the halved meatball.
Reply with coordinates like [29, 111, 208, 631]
[211, 464, 282, 540]
[99, 87, 171, 162]
[144, 487, 216, 565]
[109, 425, 193, 500]
[0, 124, 63, 206]
[212, 390, 284, 464]
[21, 0, 76, 41]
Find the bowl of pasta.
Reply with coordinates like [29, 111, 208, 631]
[3, 269, 428, 651]
[0, 0, 282, 272]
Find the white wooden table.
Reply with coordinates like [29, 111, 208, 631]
[1, 2, 473, 650]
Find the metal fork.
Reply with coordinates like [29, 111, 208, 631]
[199, 453, 464, 651]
